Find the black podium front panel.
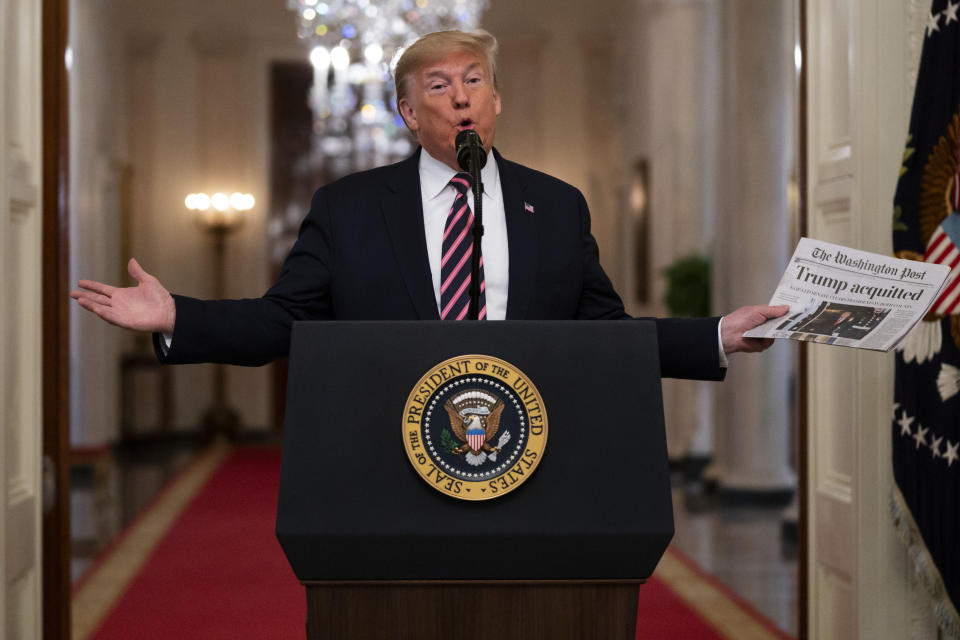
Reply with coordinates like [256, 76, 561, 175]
[276, 320, 673, 581]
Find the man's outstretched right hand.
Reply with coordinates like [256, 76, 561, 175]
[71, 258, 176, 334]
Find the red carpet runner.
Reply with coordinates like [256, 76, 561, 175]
[89, 448, 304, 639]
[636, 579, 725, 639]
[81, 447, 787, 639]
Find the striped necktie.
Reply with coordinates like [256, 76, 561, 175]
[440, 172, 486, 320]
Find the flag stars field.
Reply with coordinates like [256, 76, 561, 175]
[898, 409, 915, 436]
[931, 435, 944, 458]
[928, 1, 960, 38]
[895, 408, 959, 468]
[945, 440, 960, 467]
[913, 425, 929, 450]
[946, 1, 960, 25]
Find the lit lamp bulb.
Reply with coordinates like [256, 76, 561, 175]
[364, 43, 383, 64]
[330, 46, 350, 71]
[211, 192, 230, 211]
[310, 46, 330, 69]
[233, 193, 255, 211]
[185, 191, 254, 232]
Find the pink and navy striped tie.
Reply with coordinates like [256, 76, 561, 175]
[440, 172, 486, 320]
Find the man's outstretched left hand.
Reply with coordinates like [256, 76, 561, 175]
[721, 305, 789, 354]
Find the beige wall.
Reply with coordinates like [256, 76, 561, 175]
[70, 0, 303, 442]
[486, 0, 627, 296]
[69, 0, 128, 444]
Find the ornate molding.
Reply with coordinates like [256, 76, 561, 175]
[906, 0, 929, 104]
[7, 147, 38, 220]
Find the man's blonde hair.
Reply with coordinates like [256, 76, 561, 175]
[394, 29, 499, 102]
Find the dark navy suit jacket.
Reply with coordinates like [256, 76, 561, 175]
[156, 149, 724, 381]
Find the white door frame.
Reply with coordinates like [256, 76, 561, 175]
[1, 0, 46, 637]
[804, 0, 929, 636]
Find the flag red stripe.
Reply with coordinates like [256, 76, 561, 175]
[933, 267, 960, 312]
[926, 229, 948, 261]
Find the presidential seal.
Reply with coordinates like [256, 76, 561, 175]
[402, 355, 548, 501]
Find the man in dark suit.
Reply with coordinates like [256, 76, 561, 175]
[71, 29, 785, 377]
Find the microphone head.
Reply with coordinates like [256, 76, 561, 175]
[455, 129, 487, 172]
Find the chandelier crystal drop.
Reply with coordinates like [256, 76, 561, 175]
[286, 0, 489, 177]
[288, 0, 487, 52]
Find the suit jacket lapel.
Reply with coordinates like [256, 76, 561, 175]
[497, 150, 538, 320]
[381, 149, 440, 320]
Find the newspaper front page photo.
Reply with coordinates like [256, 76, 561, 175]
[743, 238, 950, 351]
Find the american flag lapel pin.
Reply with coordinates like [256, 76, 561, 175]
[524, 201, 535, 214]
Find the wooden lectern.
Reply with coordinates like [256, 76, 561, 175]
[276, 321, 674, 639]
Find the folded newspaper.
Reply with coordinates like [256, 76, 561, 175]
[742, 237, 951, 351]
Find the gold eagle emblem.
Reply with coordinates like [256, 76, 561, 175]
[443, 390, 510, 467]
[914, 109, 960, 345]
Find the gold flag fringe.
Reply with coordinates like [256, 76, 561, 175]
[891, 485, 960, 639]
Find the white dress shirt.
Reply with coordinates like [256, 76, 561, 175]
[419, 148, 509, 321]
[418, 148, 725, 365]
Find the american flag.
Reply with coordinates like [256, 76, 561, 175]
[925, 210, 960, 315]
[524, 202, 535, 214]
[892, 0, 960, 626]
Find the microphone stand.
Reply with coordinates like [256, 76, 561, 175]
[468, 143, 484, 320]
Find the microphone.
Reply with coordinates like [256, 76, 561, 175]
[453, 129, 485, 320]
[455, 129, 487, 172]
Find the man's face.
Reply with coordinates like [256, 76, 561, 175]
[398, 50, 501, 170]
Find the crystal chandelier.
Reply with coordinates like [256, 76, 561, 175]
[287, 0, 489, 175]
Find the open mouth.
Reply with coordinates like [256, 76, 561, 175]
[457, 119, 475, 130]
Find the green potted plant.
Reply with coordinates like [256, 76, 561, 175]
[663, 253, 710, 317]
